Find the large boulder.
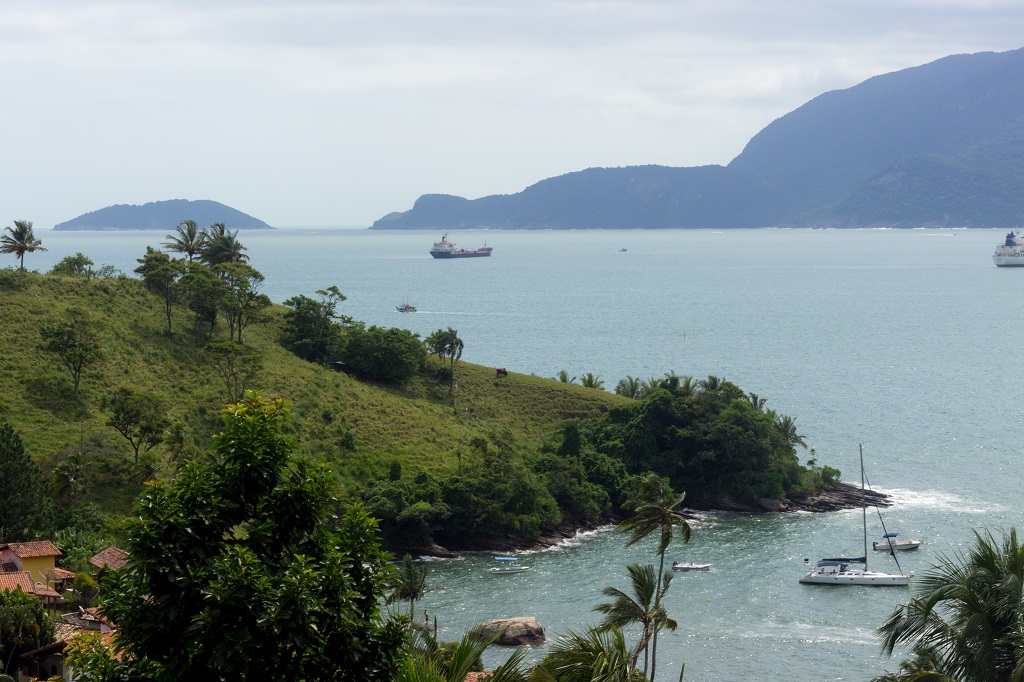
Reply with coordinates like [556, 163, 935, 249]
[470, 616, 546, 646]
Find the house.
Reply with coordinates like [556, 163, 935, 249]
[19, 610, 115, 681]
[88, 546, 130, 571]
[0, 569, 62, 609]
[0, 539, 64, 591]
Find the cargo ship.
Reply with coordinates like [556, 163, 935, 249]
[993, 230, 1024, 267]
[429, 233, 493, 259]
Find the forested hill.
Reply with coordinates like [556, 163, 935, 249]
[54, 199, 273, 231]
[2, 259, 840, 553]
[373, 46, 1024, 230]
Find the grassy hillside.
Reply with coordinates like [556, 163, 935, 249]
[0, 267, 624, 521]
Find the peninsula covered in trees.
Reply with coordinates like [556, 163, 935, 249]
[1, 220, 842, 556]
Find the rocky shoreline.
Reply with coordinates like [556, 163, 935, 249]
[407, 483, 889, 558]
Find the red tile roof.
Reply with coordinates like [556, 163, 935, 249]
[89, 546, 130, 570]
[0, 571, 33, 593]
[52, 567, 76, 580]
[0, 540, 62, 558]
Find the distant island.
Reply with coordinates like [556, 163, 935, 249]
[53, 199, 273, 231]
[373, 46, 1024, 230]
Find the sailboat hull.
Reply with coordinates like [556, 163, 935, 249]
[800, 569, 910, 586]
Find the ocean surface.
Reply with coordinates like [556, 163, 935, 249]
[29, 226, 1024, 681]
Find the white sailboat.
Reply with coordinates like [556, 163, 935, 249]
[800, 445, 911, 587]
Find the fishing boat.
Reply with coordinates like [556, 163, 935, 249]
[429, 233, 493, 259]
[488, 556, 530, 575]
[800, 445, 911, 587]
[872, 533, 922, 552]
[396, 303, 417, 313]
[993, 230, 1024, 267]
[672, 562, 711, 571]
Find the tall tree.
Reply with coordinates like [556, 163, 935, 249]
[201, 223, 249, 265]
[874, 528, 1024, 682]
[0, 422, 55, 543]
[281, 286, 349, 364]
[100, 393, 405, 682]
[179, 262, 225, 346]
[214, 262, 270, 343]
[102, 387, 169, 464]
[387, 554, 428, 625]
[594, 563, 677, 677]
[1, 219, 47, 286]
[134, 247, 185, 336]
[426, 327, 463, 393]
[617, 473, 691, 682]
[162, 219, 207, 263]
[615, 376, 644, 399]
[203, 341, 263, 403]
[39, 307, 102, 394]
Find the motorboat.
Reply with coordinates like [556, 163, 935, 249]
[800, 445, 911, 587]
[396, 303, 417, 313]
[872, 533, 922, 552]
[488, 556, 530, 575]
[672, 562, 711, 571]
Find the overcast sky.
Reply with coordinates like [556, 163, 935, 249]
[2, 1, 1021, 229]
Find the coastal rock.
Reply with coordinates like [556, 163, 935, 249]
[686, 482, 891, 514]
[470, 617, 546, 646]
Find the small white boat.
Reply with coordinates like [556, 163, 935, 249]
[872, 533, 922, 552]
[488, 556, 530, 575]
[672, 561, 711, 571]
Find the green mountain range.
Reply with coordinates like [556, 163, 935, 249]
[373, 47, 1024, 230]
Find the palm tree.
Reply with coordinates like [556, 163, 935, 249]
[775, 414, 807, 450]
[427, 327, 463, 393]
[395, 630, 529, 682]
[579, 372, 604, 390]
[387, 554, 428, 625]
[1, 220, 47, 286]
[201, 223, 249, 265]
[163, 219, 207, 263]
[617, 473, 691, 682]
[554, 370, 576, 384]
[594, 563, 677, 677]
[874, 528, 1024, 682]
[615, 376, 644, 399]
[535, 626, 645, 682]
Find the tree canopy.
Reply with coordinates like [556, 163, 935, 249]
[100, 393, 404, 682]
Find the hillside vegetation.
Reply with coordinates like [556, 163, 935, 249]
[1, 243, 836, 553]
[0, 266, 621, 539]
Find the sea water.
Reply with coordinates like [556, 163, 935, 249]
[28, 227, 1024, 681]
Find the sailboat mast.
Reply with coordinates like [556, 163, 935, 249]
[860, 444, 868, 571]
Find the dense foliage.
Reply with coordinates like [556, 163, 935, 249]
[0, 421, 55, 542]
[0, 588, 54, 677]
[874, 528, 1024, 682]
[101, 393, 405, 681]
[583, 378, 836, 505]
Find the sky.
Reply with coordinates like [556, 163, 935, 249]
[2, 1, 1023, 229]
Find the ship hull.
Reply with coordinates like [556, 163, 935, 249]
[430, 251, 492, 258]
[994, 255, 1024, 267]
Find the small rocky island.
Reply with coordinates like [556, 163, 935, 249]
[53, 199, 273, 231]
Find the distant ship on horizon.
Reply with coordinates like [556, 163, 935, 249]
[429, 233, 493, 259]
[993, 230, 1024, 267]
